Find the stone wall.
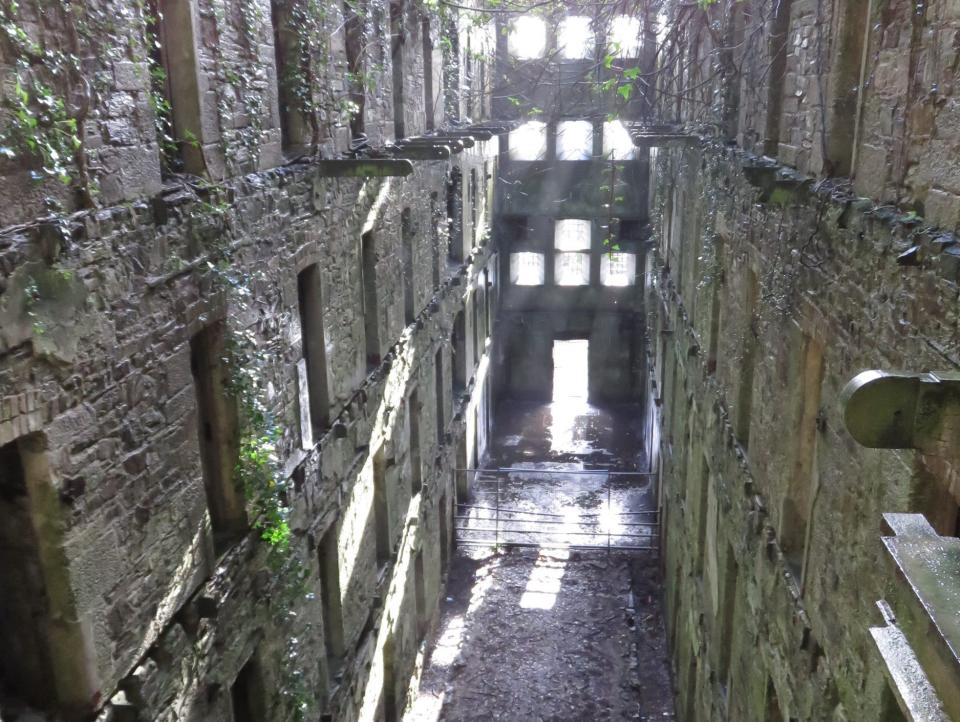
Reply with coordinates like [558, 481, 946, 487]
[0, 1, 500, 720]
[650, 0, 960, 717]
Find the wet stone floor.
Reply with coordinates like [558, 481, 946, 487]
[404, 400, 675, 721]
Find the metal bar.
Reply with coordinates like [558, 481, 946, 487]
[466, 478, 656, 485]
[454, 516, 660, 536]
[458, 508, 660, 517]
[455, 517, 656, 528]
[456, 515, 659, 525]
[495, 473, 501, 551]
[452, 525, 651, 538]
[455, 540, 658, 551]
[455, 468, 655, 476]
[454, 525, 656, 537]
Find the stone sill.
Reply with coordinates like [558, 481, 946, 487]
[870, 599, 950, 722]
[880, 513, 960, 720]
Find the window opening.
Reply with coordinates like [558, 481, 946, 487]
[382, 634, 399, 722]
[483, 268, 492, 338]
[430, 192, 441, 287]
[555, 252, 590, 286]
[554, 219, 591, 251]
[439, 492, 450, 569]
[558, 16, 593, 59]
[510, 252, 545, 286]
[556, 120, 594, 160]
[781, 334, 825, 580]
[696, 458, 710, 578]
[718, 543, 738, 694]
[230, 654, 266, 722]
[734, 268, 759, 446]
[373, 446, 391, 568]
[361, 232, 381, 369]
[472, 290, 482, 364]
[600, 252, 636, 286]
[414, 549, 427, 641]
[271, 0, 307, 151]
[390, 0, 405, 138]
[401, 208, 415, 325]
[435, 348, 445, 444]
[191, 321, 246, 553]
[422, 18, 435, 130]
[603, 120, 636, 160]
[610, 15, 642, 58]
[508, 15, 545, 59]
[344, 0, 366, 138]
[509, 121, 547, 161]
[447, 169, 464, 262]
[409, 389, 422, 495]
[145, 0, 181, 173]
[0, 436, 84, 716]
[763, 0, 792, 156]
[469, 168, 478, 247]
[464, 33, 475, 119]
[318, 525, 345, 693]
[452, 310, 467, 392]
[298, 264, 330, 434]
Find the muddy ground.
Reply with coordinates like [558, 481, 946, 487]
[404, 399, 675, 722]
[404, 548, 674, 722]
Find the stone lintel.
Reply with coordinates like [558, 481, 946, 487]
[401, 138, 468, 152]
[390, 145, 451, 161]
[313, 160, 414, 178]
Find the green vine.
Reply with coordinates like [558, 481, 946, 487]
[206, 0, 269, 173]
[0, 1, 85, 192]
[201, 255, 315, 720]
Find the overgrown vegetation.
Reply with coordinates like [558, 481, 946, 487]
[0, 0, 87, 199]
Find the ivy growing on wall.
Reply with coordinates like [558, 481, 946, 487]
[207, 254, 316, 720]
[0, 0, 89, 201]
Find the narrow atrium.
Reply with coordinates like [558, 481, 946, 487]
[0, 1, 958, 721]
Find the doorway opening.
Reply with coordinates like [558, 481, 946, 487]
[552, 339, 589, 403]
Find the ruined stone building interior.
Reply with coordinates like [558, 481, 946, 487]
[2, 0, 960, 720]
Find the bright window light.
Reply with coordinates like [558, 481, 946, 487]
[509, 15, 546, 59]
[555, 252, 590, 286]
[509, 120, 547, 161]
[600, 252, 636, 286]
[554, 219, 591, 251]
[603, 120, 635, 160]
[610, 16, 642, 58]
[558, 16, 593, 59]
[553, 340, 589, 402]
[510, 252, 545, 286]
[556, 120, 593, 160]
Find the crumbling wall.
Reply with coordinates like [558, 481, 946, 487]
[0, 1, 499, 720]
[651, 0, 960, 716]
[652, 139, 960, 721]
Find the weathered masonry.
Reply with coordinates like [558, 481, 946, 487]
[0, 1, 497, 720]
[647, 0, 960, 718]
[2, 0, 960, 721]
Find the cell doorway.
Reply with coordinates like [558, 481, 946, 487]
[552, 338, 589, 403]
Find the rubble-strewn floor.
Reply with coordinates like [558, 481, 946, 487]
[404, 548, 673, 722]
[404, 400, 675, 721]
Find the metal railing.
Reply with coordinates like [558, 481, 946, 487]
[454, 468, 659, 553]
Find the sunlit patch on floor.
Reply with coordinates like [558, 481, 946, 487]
[519, 550, 568, 610]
